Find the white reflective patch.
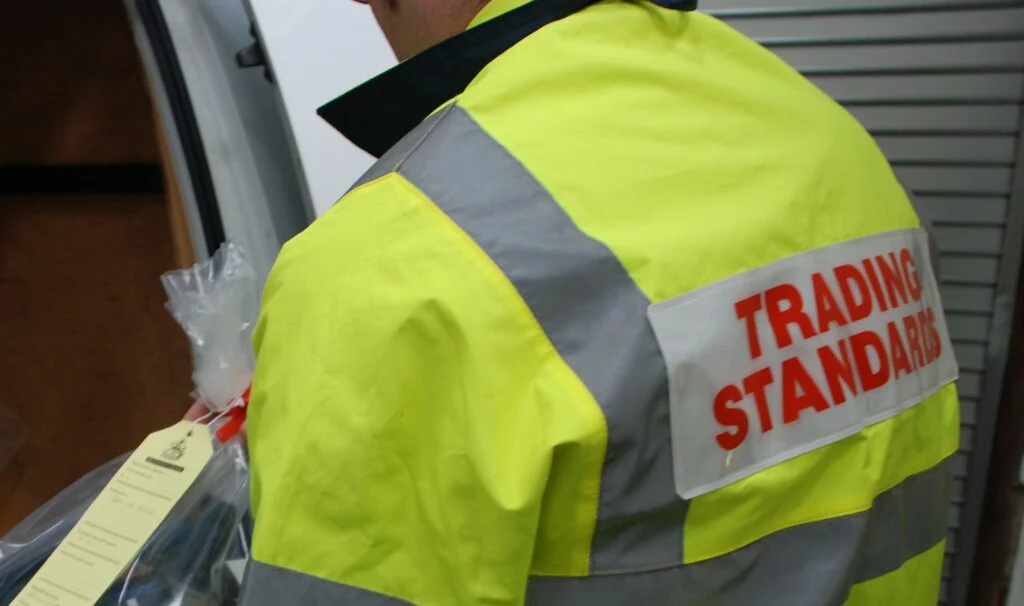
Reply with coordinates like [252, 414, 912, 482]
[227, 558, 248, 584]
[648, 228, 958, 500]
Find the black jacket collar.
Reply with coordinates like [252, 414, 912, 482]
[318, 0, 697, 158]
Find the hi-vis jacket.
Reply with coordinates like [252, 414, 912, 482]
[240, 0, 960, 604]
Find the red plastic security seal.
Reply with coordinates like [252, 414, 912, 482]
[215, 385, 251, 443]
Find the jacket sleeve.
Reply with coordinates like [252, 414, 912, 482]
[242, 174, 573, 605]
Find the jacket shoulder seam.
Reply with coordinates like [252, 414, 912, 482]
[392, 103, 460, 177]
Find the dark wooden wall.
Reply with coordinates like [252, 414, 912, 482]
[0, 0, 158, 165]
[0, 0, 193, 533]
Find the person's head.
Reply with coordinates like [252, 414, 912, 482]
[362, 0, 490, 61]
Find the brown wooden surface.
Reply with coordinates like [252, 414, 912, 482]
[0, 196, 193, 534]
[0, 0, 158, 164]
[0, 0, 196, 536]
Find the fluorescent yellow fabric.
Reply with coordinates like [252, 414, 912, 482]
[459, 1, 955, 571]
[249, 174, 606, 605]
[846, 541, 947, 606]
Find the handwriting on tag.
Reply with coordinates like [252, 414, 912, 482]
[13, 422, 213, 606]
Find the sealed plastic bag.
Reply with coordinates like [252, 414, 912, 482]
[0, 453, 129, 600]
[162, 242, 258, 412]
[0, 242, 258, 605]
[100, 437, 251, 606]
[0, 445, 250, 605]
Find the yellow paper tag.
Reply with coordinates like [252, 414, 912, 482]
[13, 421, 213, 606]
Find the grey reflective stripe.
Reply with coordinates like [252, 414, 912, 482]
[240, 560, 411, 606]
[349, 108, 452, 193]
[393, 104, 684, 571]
[525, 457, 952, 605]
[852, 452, 952, 582]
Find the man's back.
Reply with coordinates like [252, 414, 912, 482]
[242, 3, 959, 604]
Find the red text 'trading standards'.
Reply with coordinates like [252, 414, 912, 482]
[714, 247, 943, 451]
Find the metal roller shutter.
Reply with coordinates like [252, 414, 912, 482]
[698, 2, 1024, 604]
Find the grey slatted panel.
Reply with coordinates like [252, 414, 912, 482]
[942, 532, 958, 581]
[877, 136, 1017, 165]
[954, 453, 970, 478]
[961, 398, 979, 425]
[705, 0, 1017, 15]
[932, 226, 1005, 254]
[940, 285, 996, 314]
[699, 4, 1024, 603]
[961, 427, 975, 451]
[953, 343, 987, 370]
[776, 41, 1024, 74]
[941, 285, 996, 313]
[897, 167, 1013, 195]
[816, 73, 1024, 104]
[958, 371, 985, 399]
[940, 257, 1000, 285]
[915, 196, 1007, 226]
[947, 314, 990, 343]
[849, 106, 1020, 135]
[719, 8, 1024, 43]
